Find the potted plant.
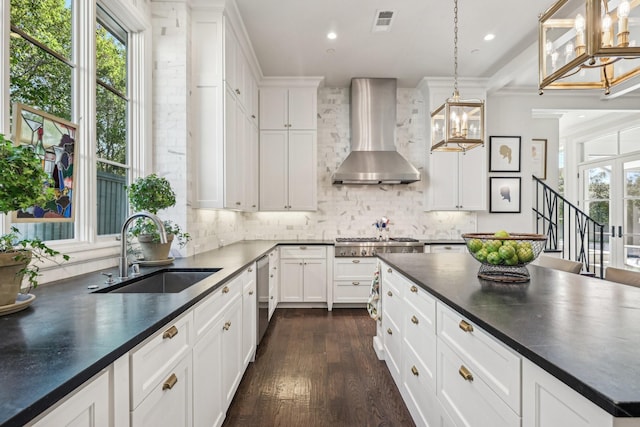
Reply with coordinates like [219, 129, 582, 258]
[127, 174, 191, 261]
[0, 134, 69, 307]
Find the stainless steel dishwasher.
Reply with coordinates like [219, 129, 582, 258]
[256, 255, 269, 346]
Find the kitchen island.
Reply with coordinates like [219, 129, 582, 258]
[376, 252, 640, 424]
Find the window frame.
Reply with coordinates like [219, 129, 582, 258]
[1, 0, 152, 268]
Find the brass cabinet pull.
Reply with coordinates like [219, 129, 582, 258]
[163, 325, 178, 339]
[270, 296, 274, 299]
[162, 373, 178, 390]
[387, 268, 392, 273]
[387, 291, 393, 297]
[386, 328, 393, 335]
[459, 365, 474, 382]
[248, 267, 253, 272]
[299, 246, 307, 250]
[352, 281, 360, 285]
[270, 274, 274, 278]
[411, 315, 419, 325]
[410, 285, 418, 293]
[223, 286, 230, 294]
[223, 321, 231, 331]
[235, 88, 241, 95]
[352, 259, 360, 263]
[459, 319, 474, 333]
[249, 290, 254, 295]
[411, 366, 419, 376]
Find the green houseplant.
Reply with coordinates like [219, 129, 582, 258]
[127, 174, 191, 261]
[0, 134, 69, 306]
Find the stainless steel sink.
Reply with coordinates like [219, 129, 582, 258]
[93, 268, 221, 294]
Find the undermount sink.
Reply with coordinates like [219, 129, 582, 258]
[93, 268, 221, 294]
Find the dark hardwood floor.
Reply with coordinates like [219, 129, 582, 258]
[223, 308, 415, 427]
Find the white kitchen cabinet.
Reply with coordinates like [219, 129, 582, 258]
[425, 148, 486, 211]
[193, 315, 224, 427]
[242, 263, 257, 368]
[131, 354, 193, 427]
[280, 246, 327, 303]
[259, 129, 317, 211]
[259, 87, 317, 130]
[268, 249, 280, 320]
[31, 370, 111, 427]
[522, 359, 615, 427]
[333, 257, 377, 303]
[192, 9, 259, 211]
[425, 244, 468, 253]
[221, 295, 243, 409]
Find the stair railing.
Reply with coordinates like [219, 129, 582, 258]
[532, 176, 604, 278]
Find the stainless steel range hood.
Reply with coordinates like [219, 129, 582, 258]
[332, 78, 420, 185]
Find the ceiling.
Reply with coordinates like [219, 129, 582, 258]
[235, 0, 551, 88]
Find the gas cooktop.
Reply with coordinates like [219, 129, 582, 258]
[334, 237, 422, 257]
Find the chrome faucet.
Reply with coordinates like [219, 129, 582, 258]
[119, 212, 168, 279]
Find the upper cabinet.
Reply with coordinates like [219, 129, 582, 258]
[260, 87, 317, 130]
[191, 7, 259, 210]
[421, 79, 487, 212]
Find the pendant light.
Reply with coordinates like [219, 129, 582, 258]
[539, 0, 640, 95]
[430, 0, 485, 153]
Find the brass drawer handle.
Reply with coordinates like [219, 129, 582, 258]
[270, 274, 274, 278]
[459, 319, 474, 333]
[352, 259, 360, 263]
[459, 365, 474, 382]
[162, 373, 178, 390]
[387, 291, 393, 297]
[410, 285, 418, 293]
[223, 321, 232, 331]
[411, 315, 419, 325]
[411, 365, 419, 376]
[352, 281, 360, 285]
[299, 246, 307, 250]
[248, 267, 253, 272]
[249, 290, 254, 295]
[223, 286, 230, 294]
[386, 328, 393, 335]
[387, 268, 392, 273]
[163, 325, 178, 339]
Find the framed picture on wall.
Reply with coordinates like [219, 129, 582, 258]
[531, 138, 547, 180]
[489, 136, 521, 172]
[489, 177, 521, 213]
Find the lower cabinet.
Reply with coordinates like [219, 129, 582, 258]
[131, 354, 193, 427]
[280, 246, 328, 303]
[333, 257, 377, 303]
[242, 265, 257, 368]
[268, 249, 279, 319]
[31, 370, 111, 427]
[193, 314, 224, 427]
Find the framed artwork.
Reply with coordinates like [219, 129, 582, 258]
[11, 103, 77, 222]
[531, 138, 547, 180]
[489, 177, 521, 213]
[489, 136, 521, 172]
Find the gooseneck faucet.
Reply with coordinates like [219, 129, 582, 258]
[119, 212, 168, 279]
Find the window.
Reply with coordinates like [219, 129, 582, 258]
[96, 8, 129, 235]
[9, 0, 75, 241]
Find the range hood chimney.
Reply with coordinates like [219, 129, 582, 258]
[332, 78, 420, 185]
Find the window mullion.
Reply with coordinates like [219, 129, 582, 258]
[74, 0, 97, 243]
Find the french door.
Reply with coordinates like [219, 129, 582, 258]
[579, 155, 640, 269]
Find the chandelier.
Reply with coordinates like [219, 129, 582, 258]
[430, 0, 485, 152]
[539, 0, 640, 95]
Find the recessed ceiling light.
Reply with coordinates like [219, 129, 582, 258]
[327, 32, 337, 40]
[484, 33, 495, 41]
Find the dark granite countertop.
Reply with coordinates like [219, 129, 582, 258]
[377, 252, 640, 418]
[0, 240, 298, 427]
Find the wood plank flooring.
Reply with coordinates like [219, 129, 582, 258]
[223, 308, 415, 427]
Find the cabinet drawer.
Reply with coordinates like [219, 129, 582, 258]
[131, 353, 192, 427]
[437, 303, 521, 414]
[194, 275, 241, 339]
[437, 340, 520, 427]
[403, 282, 436, 334]
[403, 308, 436, 389]
[333, 258, 377, 280]
[333, 280, 370, 302]
[429, 244, 467, 253]
[279, 245, 326, 259]
[130, 311, 193, 409]
[382, 314, 402, 386]
[403, 345, 439, 427]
